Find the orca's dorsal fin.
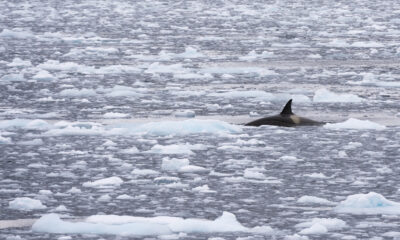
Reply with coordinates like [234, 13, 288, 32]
[280, 99, 293, 115]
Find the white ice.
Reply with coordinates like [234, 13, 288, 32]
[313, 89, 364, 103]
[9, 197, 46, 211]
[296, 218, 346, 235]
[297, 196, 335, 205]
[335, 192, 400, 215]
[32, 212, 274, 236]
[82, 176, 123, 188]
[324, 118, 386, 130]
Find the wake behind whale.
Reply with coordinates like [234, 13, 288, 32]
[245, 99, 324, 127]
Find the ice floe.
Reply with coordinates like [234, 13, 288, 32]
[335, 192, 400, 215]
[9, 197, 46, 211]
[32, 70, 54, 81]
[324, 118, 386, 130]
[161, 157, 207, 173]
[7, 58, 32, 67]
[82, 176, 123, 188]
[32, 212, 274, 236]
[0, 29, 35, 39]
[313, 89, 364, 103]
[1, 73, 26, 82]
[0, 119, 51, 130]
[112, 119, 242, 136]
[297, 196, 335, 205]
[296, 218, 346, 235]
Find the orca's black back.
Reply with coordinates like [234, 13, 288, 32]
[245, 115, 296, 127]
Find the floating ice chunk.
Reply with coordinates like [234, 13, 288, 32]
[67, 187, 82, 194]
[1, 73, 25, 81]
[304, 173, 328, 179]
[33, 212, 273, 236]
[161, 157, 189, 171]
[321, 39, 350, 47]
[103, 112, 129, 118]
[46, 119, 241, 136]
[149, 143, 206, 155]
[96, 65, 141, 74]
[131, 169, 159, 176]
[149, 144, 195, 155]
[103, 140, 117, 146]
[9, 197, 46, 211]
[116, 194, 134, 200]
[46, 122, 106, 136]
[0, 29, 35, 39]
[64, 47, 119, 57]
[351, 41, 384, 48]
[174, 110, 195, 118]
[59, 88, 97, 97]
[297, 196, 335, 205]
[313, 89, 364, 103]
[174, 46, 205, 58]
[102, 85, 144, 97]
[124, 119, 242, 135]
[32, 213, 171, 235]
[335, 192, 400, 214]
[7, 58, 32, 67]
[243, 168, 266, 180]
[98, 194, 112, 202]
[239, 50, 274, 61]
[83, 177, 123, 188]
[145, 62, 188, 74]
[192, 185, 216, 193]
[174, 72, 212, 79]
[37, 60, 96, 73]
[0, 119, 51, 130]
[39, 190, 53, 195]
[32, 70, 54, 81]
[284, 234, 310, 240]
[280, 156, 303, 162]
[179, 165, 208, 173]
[298, 223, 327, 235]
[296, 218, 346, 235]
[26, 119, 52, 130]
[54, 205, 68, 212]
[324, 118, 386, 130]
[121, 147, 139, 154]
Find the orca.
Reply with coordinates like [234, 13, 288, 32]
[245, 99, 324, 127]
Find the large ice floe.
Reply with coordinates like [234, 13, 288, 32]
[324, 118, 386, 130]
[43, 119, 241, 136]
[335, 192, 400, 215]
[32, 212, 274, 236]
